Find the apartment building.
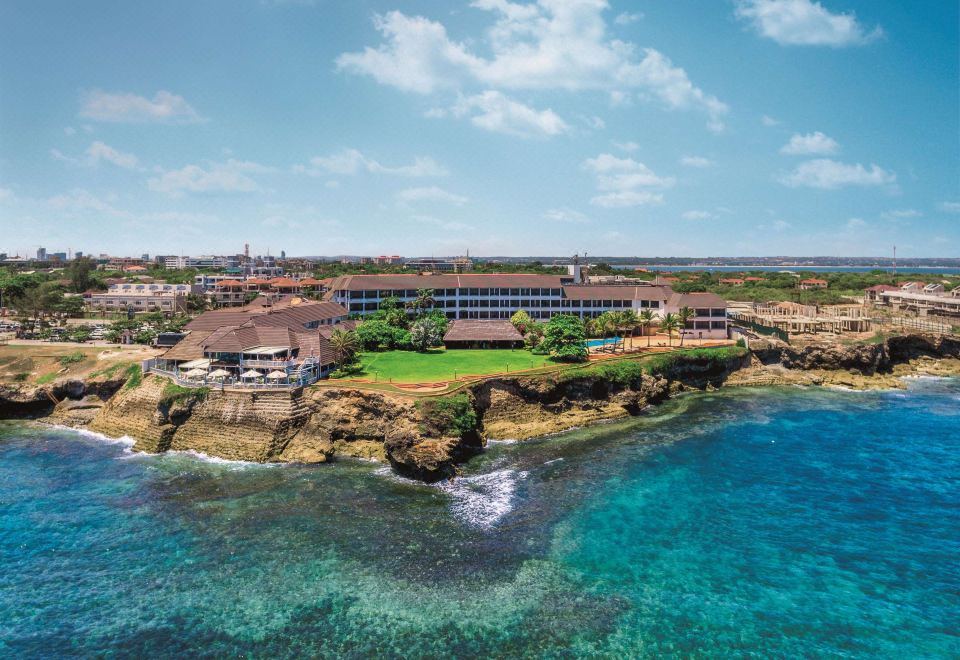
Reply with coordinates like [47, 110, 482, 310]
[86, 282, 198, 315]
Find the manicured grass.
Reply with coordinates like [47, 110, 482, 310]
[338, 348, 556, 383]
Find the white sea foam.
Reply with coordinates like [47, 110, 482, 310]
[48, 424, 136, 447]
[544, 458, 564, 465]
[434, 468, 528, 529]
[165, 449, 277, 468]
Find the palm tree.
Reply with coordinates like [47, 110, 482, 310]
[615, 309, 637, 351]
[638, 309, 655, 347]
[660, 313, 680, 347]
[328, 328, 359, 369]
[677, 306, 696, 346]
[405, 288, 436, 315]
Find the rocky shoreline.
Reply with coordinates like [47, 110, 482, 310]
[1, 333, 958, 481]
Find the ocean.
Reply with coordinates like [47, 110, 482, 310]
[2, 380, 958, 657]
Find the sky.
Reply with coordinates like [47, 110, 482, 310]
[0, 0, 958, 259]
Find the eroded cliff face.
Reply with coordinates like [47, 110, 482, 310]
[5, 334, 958, 481]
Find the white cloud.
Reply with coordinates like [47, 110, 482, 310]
[583, 153, 672, 207]
[772, 219, 792, 231]
[296, 149, 448, 176]
[680, 155, 713, 168]
[779, 159, 896, 189]
[337, 4, 727, 131]
[682, 210, 716, 220]
[51, 141, 140, 170]
[780, 131, 839, 155]
[761, 114, 780, 126]
[46, 189, 129, 217]
[148, 160, 268, 196]
[0, 187, 15, 202]
[735, 0, 882, 47]
[591, 191, 663, 208]
[581, 114, 605, 130]
[437, 90, 570, 137]
[543, 207, 590, 223]
[881, 208, 921, 221]
[614, 11, 643, 25]
[939, 201, 960, 213]
[64, 126, 76, 136]
[80, 90, 204, 123]
[410, 214, 473, 231]
[846, 217, 867, 229]
[397, 186, 468, 205]
[612, 140, 639, 152]
[86, 141, 139, 169]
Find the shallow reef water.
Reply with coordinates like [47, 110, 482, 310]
[1, 379, 958, 657]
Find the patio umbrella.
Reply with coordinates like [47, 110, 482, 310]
[266, 370, 288, 380]
[208, 368, 231, 379]
[240, 370, 261, 379]
[184, 368, 206, 378]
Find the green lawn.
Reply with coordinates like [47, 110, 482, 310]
[339, 348, 556, 383]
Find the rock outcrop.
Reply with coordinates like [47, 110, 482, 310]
[3, 333, 957, 481]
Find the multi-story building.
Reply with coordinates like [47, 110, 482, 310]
[164, 255, 241, 270]
[324, 273, 728, 338]
[404, 256, 473, 272]
[86, 282, 198, 315]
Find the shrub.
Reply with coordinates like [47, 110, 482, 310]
[417, 393, 477, 438]
[14, 372, 29, 382]
[160, 382, 209, 406]
[123, 364, 142, 389]
[58, 351, 86, 367]
[735, 337, 746, 348]
[410, 317, 444, 352]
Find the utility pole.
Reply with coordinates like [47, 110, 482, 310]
[892, 245, 897, 279]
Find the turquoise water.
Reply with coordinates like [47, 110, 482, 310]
[2, 380, 959, 657]
[586, 336, 622, 348]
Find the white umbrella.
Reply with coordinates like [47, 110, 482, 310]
[266, 370, 288, 380]
[208, 368, 231, 378]
[241, 370, 261, 379]
[184, 368, 206, 378]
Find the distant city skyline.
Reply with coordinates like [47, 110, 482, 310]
[1, 0, 958, 258]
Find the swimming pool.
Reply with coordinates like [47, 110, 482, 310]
[586, 336, 622, 348]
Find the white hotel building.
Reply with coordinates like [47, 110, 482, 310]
[324, 273, 729, 339]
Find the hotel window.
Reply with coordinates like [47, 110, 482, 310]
[696, 308, 710, 317]
[650, 301, 660, 308]
[479, 288, 489, 296]
[711, 308, 726, 317]
[711, 321, 726, 329]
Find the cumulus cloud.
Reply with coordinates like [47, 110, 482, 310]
[431, 90, 569, 137]
[614, 11, 643, 25]
[682, 210, 715, 220]
[582, 153, 673, 207]
[779, 159, 896, 189]
[148, 160, 269, 196]
[680, 155, 713, 168]
[612, 140, 639, 152]
[761, 114, 780, 126]
[46, 189, 129, 217]
[296, 149, 448, 177]
[939, 201, 960, 213]
[51, 141, 141, 170]
[337, 2, 727, 131]
[881, 209, 921, 221]
[80, 90, 204, 123]
[735, 0, 882, 47]
[397, 186, 468, 205]
[542, 207, 590, 223]
[780, 131, 839, 156]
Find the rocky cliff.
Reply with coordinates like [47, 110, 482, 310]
[3, 334, 958, 481]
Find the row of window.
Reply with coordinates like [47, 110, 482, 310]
[348, 287, 567, 299]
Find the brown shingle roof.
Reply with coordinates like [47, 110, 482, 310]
[443, 320, 524, 342]
[161, 330, 211, 360]
[561, 285, 671, 301]
[328, 273, 570, 291]
[667, 292, 727, 308]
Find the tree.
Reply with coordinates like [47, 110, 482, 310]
[677, 307, 696, 346]
[524, 320, 544, 349]
[56, 296, 85, 318]
[540, 314, 588, 362]
[405, 288, 436, 315]
[596, 311, 618, 338]
[510, 310, 532, 335]
[615, 309, 638, 351]
[13, 282, 62, 322]
[356, 319, 397, 351]
[638, 309, 656, 347]
[660, 313, 680, 347]
[65, 257, 95, 293]
[328, 328, 359, 368]
[410, 316, 444, 352]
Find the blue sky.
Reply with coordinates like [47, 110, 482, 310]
[0, 0, 957, 259]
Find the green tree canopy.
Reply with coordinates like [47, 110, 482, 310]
[540, 314, 588, 362]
